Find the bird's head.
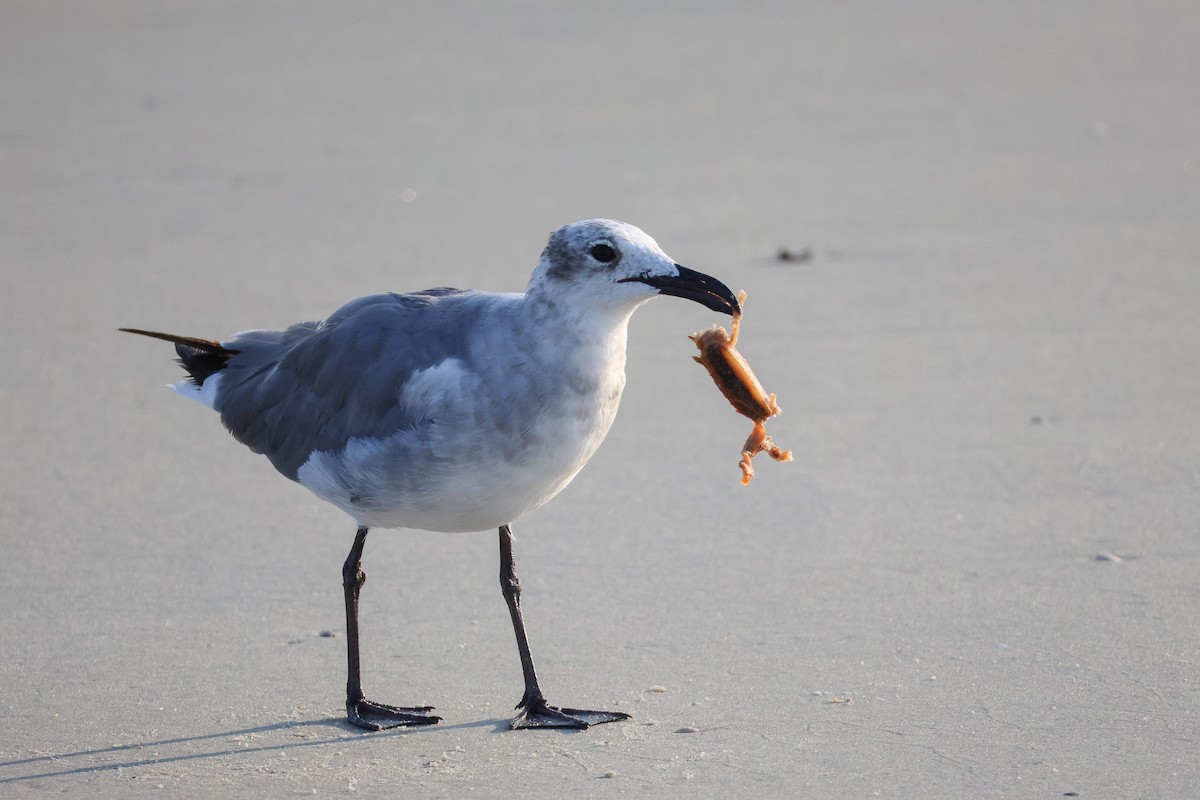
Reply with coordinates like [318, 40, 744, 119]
[528, 219, 740, 318]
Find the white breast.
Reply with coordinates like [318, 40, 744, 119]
[296, 345, 627, 533]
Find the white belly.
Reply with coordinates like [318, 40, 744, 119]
[296, 380, 623, 532]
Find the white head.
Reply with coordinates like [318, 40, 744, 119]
[527, 219, 739, 319]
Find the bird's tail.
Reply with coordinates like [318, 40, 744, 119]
[119, 327, 240, 387]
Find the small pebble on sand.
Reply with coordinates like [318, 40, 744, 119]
[776, 246, 814, 263]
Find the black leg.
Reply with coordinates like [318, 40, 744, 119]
[498, 524, 630, 730]
[342, 526, 440, 730]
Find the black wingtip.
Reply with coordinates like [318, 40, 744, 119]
[120, 327, 239, 386]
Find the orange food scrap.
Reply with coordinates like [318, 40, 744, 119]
[689, 290, 793, 485]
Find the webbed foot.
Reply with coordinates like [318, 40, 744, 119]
[347, 698, 441, 731]
[511, 691, 630, 730]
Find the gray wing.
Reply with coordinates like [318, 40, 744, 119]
[214, 288, 491, 480]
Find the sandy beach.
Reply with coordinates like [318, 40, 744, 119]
[2, 1, 1198, 796]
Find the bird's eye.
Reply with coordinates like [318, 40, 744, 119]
[588, 243, 617, 263]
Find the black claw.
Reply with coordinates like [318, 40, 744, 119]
[347, 698, 441, 731]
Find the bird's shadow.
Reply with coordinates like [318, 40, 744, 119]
[0, 715, 532, 784]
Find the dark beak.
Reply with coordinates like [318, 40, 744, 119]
[621, 265, 740, 315]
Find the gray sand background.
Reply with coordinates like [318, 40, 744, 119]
[2, 2, 1198, 797]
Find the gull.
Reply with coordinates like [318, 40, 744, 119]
[122, 219, 739, 731]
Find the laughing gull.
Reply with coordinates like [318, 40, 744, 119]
[122, 219, 740, 731]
